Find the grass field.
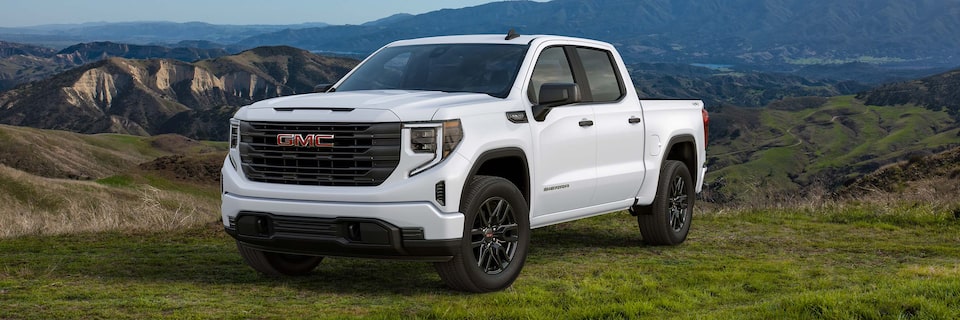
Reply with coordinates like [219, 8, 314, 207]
[2, 201, 958, 319]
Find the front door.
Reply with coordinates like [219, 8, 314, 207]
[527, 46, 597, 218]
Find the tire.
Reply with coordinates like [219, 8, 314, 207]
[434, 176, 530, 292]
[638, 160, 694, 246]
[236, 241, 323, 276]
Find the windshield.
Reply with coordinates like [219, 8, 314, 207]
[336, 44, 528, 98]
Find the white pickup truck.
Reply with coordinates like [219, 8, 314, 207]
[222, 32, 708, 292]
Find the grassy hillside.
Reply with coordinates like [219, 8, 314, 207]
[858, 68, 960, 119]
[0, 124, 224, 238]
[706, 96, 960, 203]
[0, 124, 221, 179]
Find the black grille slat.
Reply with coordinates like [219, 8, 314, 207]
[244, 163, 374, 172]
[239, 121, 401, 186]
[272, 216, 339, 237]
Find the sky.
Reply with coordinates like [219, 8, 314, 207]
[0, 0, 529, 27]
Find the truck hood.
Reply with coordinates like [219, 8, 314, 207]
[245, 90, 502, 121]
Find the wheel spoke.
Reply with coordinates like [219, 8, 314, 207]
[476, 244, 488, 268]
[496, 199, 510, 225]
[490, 243, 506, 270]
[673, 177, 684, 197]
[479, 202, 494, 226]
[497, 202, 512, 225]
[471, 239, 485, 248]
[498, 223, 518, 234]
[485, 245, 497, 271]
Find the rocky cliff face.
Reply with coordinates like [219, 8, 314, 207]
[0, 41, 232, 91]
[0, 47, 357, 140]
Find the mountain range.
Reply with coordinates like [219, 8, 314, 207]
[2, 0, 958, 77]
[628, 63, 870, 107]
[237, 0, 960, 71]
[0, 41, 232, 91]
[0, 21, 329, 47]
[0, 46, 356, 139]
[0, 44, 879, 140]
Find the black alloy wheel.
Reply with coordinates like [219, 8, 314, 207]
[435, 176, 530, 292]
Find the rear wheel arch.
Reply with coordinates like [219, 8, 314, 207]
[632, 134, 699, 216]
[663, 135, 699, 187]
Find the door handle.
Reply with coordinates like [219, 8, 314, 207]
[628, 117, 642, 124]
[579, 120, 594, 127]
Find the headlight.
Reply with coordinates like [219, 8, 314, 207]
[229, 119, 241, 149]
[407, 119, 463, 176]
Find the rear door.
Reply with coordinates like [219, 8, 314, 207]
[571, 47, 646, 205]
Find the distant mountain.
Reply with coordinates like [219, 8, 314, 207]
[173, 40, 244, 52]
[627, 63, 870, 108]
[239, 0, 960, 72]
[793, 63, 952, 85]
[0, 41, 232, 91]
[4, 1, 955, 83]
[857, 68, 960, 119]
[0, 41, 56, 58]
[56, 42, 229, 65]
[0, 21, 330, 47]
[362, 14, 414, 26]
[0, 47, 357, 140]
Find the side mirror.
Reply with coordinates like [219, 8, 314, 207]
[532, 83, 581, 121]
[314, 84, 335, 93]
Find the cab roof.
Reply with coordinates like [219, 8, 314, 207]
[384, 34, 600, 47]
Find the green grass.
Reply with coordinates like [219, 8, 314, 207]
[95, 175, 137, 188]
[2, 205, 958, 319]
[82, 134, 163, 158]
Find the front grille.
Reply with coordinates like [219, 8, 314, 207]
[239, 121, 401, 186]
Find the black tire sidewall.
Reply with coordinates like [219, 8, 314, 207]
[458, 176, 530, 291]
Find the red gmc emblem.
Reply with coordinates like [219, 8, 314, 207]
[276, 134, 335, 147]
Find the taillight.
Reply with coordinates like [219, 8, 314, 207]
[701, 108, 709, 147]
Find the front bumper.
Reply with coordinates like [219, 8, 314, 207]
[225, 212, 459, 261]
[221, 192, 464, 260]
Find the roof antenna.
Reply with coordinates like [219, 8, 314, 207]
[505, 29, 520, 40]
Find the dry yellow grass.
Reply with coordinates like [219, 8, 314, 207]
[0, 164, 220, 238]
